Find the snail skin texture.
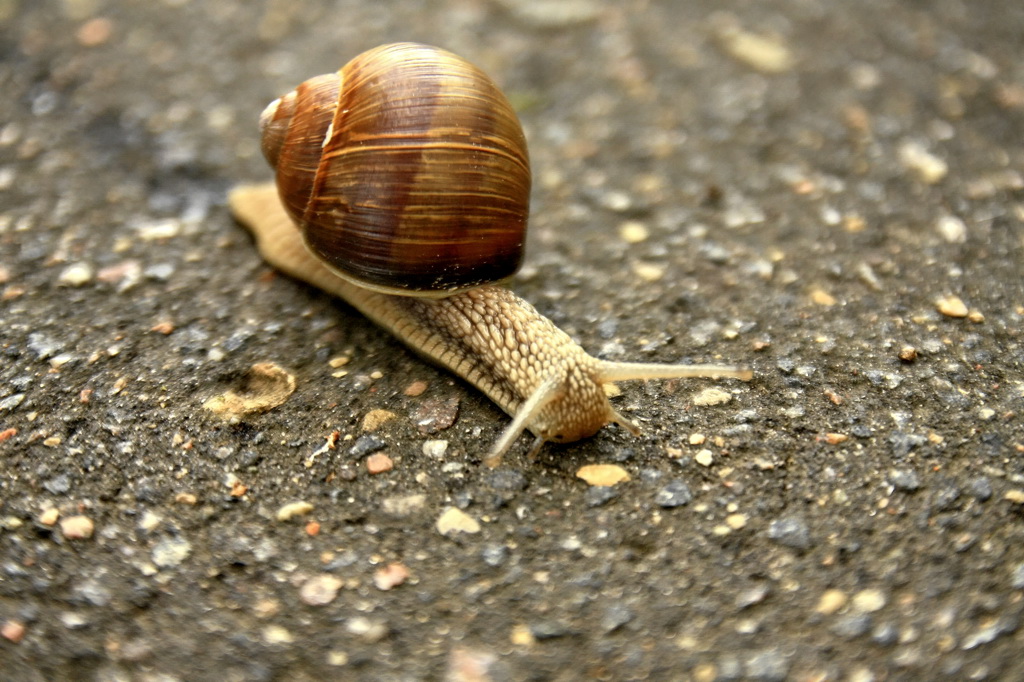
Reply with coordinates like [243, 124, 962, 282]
[229, 43, 752, 466]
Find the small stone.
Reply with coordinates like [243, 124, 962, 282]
[1010, 563, 1024, 590]
[38, 508, 59, 526]
[967, 477, 993, 502]
[816, 589, 848, 615]
[300, 575, 343, 606]
[486, 469, 528, 491]
[373, 562, 411, 590]
[58, 262, 93, 286]
[403, 380, 428, 396]
[411, 396, 460, 434]
[961, 618, 1016, 650]
[889, 469, 921, 492]
[481, 544, 509, 567]
[872, 622, 899, 646]
[1, 620, 25, 643]
[60, 515, 94, 540]
[632, 262, 666, 282]
[437, 507, 481, 535]
[851, 588, 887, 613]
[276, 501, 314, 522]
[1004, 490, 1024, 504]
[510, 623, 535, 646]
[716, 20, 795, 73]
[618, 220, 649, 243]
[203, 363, 297, 420]
[689, 433, 706, 445]
[936, 214, 967, 243]
[43, 474, 71, 495]
[361, 409, 396, 432]
[899, 141, 948, 184]
[694, 449, 714, 467]
[327, 651, 349, 666]
[767, 516, 811, 550]
[936, 295, 969, 318]
[810, 288, 836, 306]
[328, 355, 350, 368]
[135, 218, 181, 240]
[174, 493, 198, 505]
[898, 346, 918, 362]
[743, 648, 790, 681]
[735, 583, 770, 609]
[584, 486, 619, 507]
[381, 494, 427, 516]
[692, 388, 732, 406]
[262, 624, 294, 645]
[345, 617, 388, 643]
[348, 434, 387, 458]
[831, 613, 872, 638]
[576, 464, 631, 487]
[725, 513, 747, 530]
[152, 537, 191, 568]
[601, 604, 634, 633]
[366, 453, 394, 474]
[655, 480, 693, 508]
[422, 440, 448, 458]
[493, 0, 602, 28]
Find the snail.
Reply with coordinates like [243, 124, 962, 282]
[228, 42, 752, 466]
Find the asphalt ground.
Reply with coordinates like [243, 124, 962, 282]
[1, 1, 1022, 679]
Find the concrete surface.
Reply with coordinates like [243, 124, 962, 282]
[1, 0, 1022, 679]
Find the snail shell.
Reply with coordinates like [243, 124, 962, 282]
[258, 42, 531, 295]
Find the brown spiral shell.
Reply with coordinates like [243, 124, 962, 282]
[258, 42, 531, 295]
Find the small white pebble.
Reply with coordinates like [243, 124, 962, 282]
[936, 214, 967, 243]
[693, 387, 732, 406]
[899, 141, 948, 184]
[58, 263, 93, 286]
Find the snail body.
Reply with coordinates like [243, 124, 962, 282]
[229, 43, 751, 465]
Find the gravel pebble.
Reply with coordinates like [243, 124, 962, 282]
[60, 515, 94, 540]
[366, 453, 394, 474]
[299, 575, 343, 606]
[486, 468, 528, 491]
[889, 469, 921, 492]
[411, 396, 460, 434]
[373, 563, 410, 590]
[276, 501, 314, 521]
[481, 544, 509, 567]
[831, 613, 872, 638]
[421, 440, 448, 458]
[601, 604, 633, 633]
[966, 477, 993, 501]
[767, 516, 811, 550]
[816, 589, 848, 615]
[1009, 563, 1024, 590]
[576, 464, 630, 487]
[851, 588, 887, 613]
[381, 494, 427, 516]
[743, 648, 789, 681]
[654, 480, 693, 508]
[152, 536, 191, 568]
[584, 486, 619, 507]
[348, 434, 387, 458]
[693, 388, 732, 406]
[436, 507, 481, 535]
